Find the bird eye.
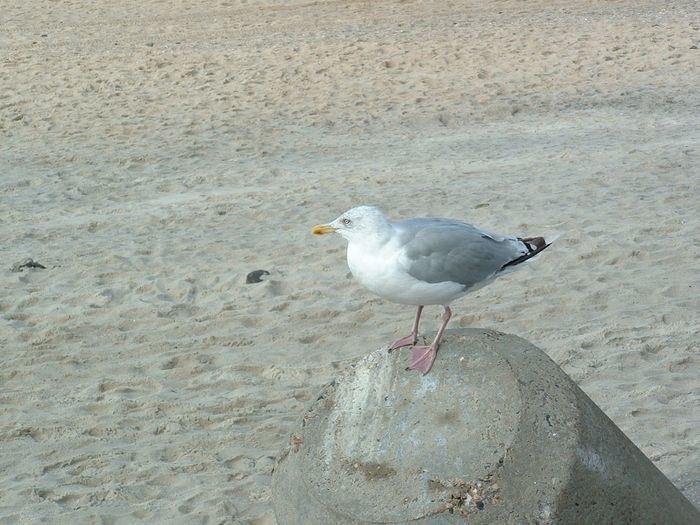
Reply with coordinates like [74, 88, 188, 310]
[342, 218, 351, 226]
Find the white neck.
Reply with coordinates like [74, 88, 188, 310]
[349, 222, 394, 249]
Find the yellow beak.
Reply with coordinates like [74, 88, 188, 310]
[312, 224, 336, 235]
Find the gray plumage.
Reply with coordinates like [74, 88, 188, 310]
[395, 218, 544, 291]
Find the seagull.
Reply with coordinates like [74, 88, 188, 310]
[312, 205, 556, 374]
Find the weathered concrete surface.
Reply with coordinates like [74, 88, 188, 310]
[272, 328, 700, 524]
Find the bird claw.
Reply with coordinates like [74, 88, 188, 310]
[409, 345, 438, 374]
[387, 334, 418, 352]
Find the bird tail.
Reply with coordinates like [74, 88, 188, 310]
[499, 234, 559, 272]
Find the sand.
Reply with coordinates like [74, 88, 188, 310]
[1, 0, 699, 523]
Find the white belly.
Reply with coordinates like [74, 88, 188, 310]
[346, 240, 466, 306]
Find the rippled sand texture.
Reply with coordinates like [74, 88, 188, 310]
[2, 0, 699, 523]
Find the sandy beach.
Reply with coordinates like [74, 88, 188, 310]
[2, 0, 699, 523]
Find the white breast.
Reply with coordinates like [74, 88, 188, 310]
[346, 239, 466, 306]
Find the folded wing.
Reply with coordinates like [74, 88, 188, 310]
[395, 218, 538, 291]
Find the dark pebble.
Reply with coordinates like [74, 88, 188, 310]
[10, 258, 46, 272]
[246, 269, 270, 284]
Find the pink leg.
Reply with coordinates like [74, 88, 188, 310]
[409, 306, 452, 374]
[388, 305, 424, 352]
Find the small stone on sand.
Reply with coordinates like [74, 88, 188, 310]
[246, 269, 270, 284]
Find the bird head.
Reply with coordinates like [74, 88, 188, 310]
[312, 205, 391, 243]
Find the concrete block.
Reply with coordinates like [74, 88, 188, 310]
[272, 328, 699, 524]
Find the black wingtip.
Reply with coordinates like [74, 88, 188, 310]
[499, 236, 552, 271]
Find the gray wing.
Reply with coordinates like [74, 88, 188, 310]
[395, 218, 526, 290]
